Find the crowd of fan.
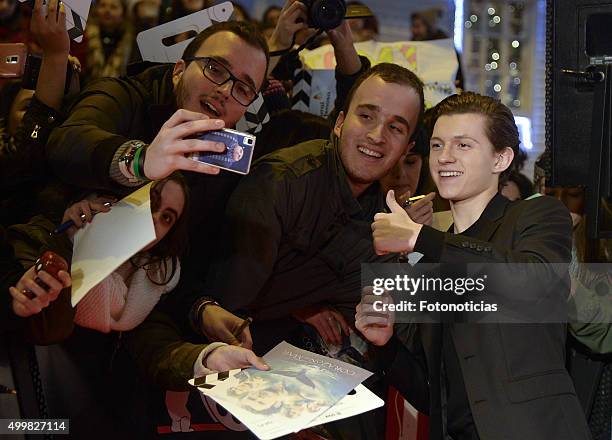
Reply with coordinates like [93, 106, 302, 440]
[0, 0, 610, 438]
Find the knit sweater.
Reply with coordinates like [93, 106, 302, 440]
[74, 255, 180, 333]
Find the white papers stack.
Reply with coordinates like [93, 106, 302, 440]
[193, 342, 383, 440]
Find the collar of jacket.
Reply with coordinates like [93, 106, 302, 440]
[329, 134, 385, 220]
[455, 192, 510, 240]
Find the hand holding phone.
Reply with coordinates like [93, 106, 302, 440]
[188, 128, 256, 175]
[27, 251, 70, 298]
[143, 110, 227, 180]
[35, 251, 69, 278]
[9, 251, 71, 318]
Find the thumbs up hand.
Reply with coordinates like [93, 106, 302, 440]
[372, 190, 423, 256]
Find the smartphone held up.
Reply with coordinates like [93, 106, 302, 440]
[188, 128, 256, 175]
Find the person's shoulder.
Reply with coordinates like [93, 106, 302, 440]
[511, 194, 567, 213]
[506, 194, 571, 224]
[253, 139, 330, 179]
[82, 64, 172, 94]
[128, 63, 174, 86]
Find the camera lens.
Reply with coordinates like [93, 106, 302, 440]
[309, 0, 346, 30]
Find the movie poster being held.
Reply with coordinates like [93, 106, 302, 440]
[206, 342, 373, 439]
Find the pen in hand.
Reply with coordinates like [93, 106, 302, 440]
[401, 194, 427, 209]
[54, 201, 112, 234]
[233, 317, 253, 340]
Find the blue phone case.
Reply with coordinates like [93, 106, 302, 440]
[189, 129, 256, 175]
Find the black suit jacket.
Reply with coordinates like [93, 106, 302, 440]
[382, 194, 592, 440]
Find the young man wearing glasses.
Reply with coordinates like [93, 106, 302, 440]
[47, 21, 269, 189]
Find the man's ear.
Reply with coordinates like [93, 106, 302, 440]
[494, 146, 515, 174]
[333, 111, 345, 138]
[172, 60, 186, 89]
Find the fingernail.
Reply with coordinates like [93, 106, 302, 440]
[215, 120, 224, 127]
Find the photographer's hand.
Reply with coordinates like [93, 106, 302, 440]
[327, 20, 361, 75]
[143, 109, 226, 180]
[267, 0, 309, 74]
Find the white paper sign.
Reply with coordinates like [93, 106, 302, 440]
[137, 2, 234, 63]
[70, 184, 156, 306]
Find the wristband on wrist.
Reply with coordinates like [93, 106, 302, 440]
[119, 140, 147, 183]
[133, 144, 150, 181]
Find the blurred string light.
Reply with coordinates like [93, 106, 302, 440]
[454, 0, 464, 53]
[459, 2, 526, 115]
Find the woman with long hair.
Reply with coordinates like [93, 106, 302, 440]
[9, 173, 189, 334]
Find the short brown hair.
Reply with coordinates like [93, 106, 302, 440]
[181, 21, 270, 89]
[431, 92, 520, 182]
[342, 63, 425, 141]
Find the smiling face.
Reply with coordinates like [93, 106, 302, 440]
[333, 75, 421, 197]
[429, 113, 513, 203]
[172, 31, 267, 127]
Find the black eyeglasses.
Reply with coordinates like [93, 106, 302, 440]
[184, 56, 258, 107]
